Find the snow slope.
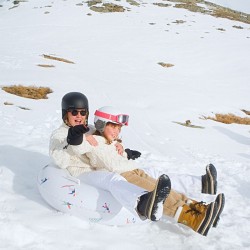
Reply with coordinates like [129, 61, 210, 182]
[0, 0, 250, 249]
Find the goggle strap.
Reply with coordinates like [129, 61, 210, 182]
[94, 110, 118, 122]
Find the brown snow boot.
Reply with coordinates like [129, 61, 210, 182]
[176, 201, 218, 236]
[190, 193, 225, 228]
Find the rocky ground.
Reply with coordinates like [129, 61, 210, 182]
[3, 0, 250, 24]
[86, 0, 250, 24]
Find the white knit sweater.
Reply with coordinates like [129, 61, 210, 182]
[49, 123, 137, 177]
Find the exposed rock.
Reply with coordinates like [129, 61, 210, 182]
[84, 0, 250, 24]
[158, 62, 174, 68]
[87, 0, 102, 7]
[174, 3, 209, 14]
[232, 25, 244, 29]
[165, 0, 250, 24]
[4, 102, 14, 105]
[126, 0, 140, 7]
[217, 28, 226, 31]
[153, 3, 171, 7]
[172, 20, 186, 24]
[90, 3, 125, 13]
[13, 0, 28, 4]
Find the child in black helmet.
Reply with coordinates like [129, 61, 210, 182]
[50, 92, 171, 221]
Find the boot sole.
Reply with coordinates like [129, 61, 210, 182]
[206, 164, 217, 195]
[148, 175, 171, 221]
[212, 193, 225, 227]
[197, 202, 217, 236]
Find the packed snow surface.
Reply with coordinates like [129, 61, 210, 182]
[0, 0, 250, 249]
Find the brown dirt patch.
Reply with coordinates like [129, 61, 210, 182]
[127, 0, 140, 7]
[153, 3, 171, 7]
[90, 3, 125, 13]
[158, 62, 174, 68]
[2, 85, 53, 99]
[37, 64, 55, 68]
[201, 113, 250, 125]
[42, 54, 75, 64]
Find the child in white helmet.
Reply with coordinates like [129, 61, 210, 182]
[92, 106, 219, 196]
[70, 105, 224, 236]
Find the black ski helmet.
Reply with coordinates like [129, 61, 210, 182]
[61, 92, 89, 121]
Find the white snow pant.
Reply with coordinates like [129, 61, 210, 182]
[79, 171, 146, 216]
[78, 168, 202, 217]
[142, 167, 201, 196]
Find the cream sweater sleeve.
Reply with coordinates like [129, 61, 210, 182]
[49, 126, 71, 169]
[49, 124, 92, 169]
[86, 139, 138, 174]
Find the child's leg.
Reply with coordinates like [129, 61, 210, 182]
[121, 169, 222, 236]
[142, 164, 218, 195]
[121, 169, 171, 220]
[79, 171, 145, 215]
[121, 168, 156, 190]
[142, 167, 201, 195]
[163, 189, 188, 217]
[121, 169, 188, 217]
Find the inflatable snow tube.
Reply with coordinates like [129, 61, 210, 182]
[37, 165, 145, 225]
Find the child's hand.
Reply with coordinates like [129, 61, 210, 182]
[86, 135, 98, 146]
[125, 148, 141, 160]
[67, 125, 89, 145]
[115, 142, 124, 155]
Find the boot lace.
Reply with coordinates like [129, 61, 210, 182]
[185, 208, 201, 216]
[193, 201, 206, 208]
[186, 201, 206, 216]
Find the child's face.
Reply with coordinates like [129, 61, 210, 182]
[103, 123, 122, 142]
[67, 109, 87, 126]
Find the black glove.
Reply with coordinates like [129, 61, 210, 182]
[67, 125, 89, 145]
[125, 148, 141, 160]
